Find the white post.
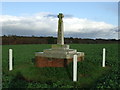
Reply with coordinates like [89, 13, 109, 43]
[9, 49, 13, 71]
[73, 54, 77, 82]
[102, 48, 106, 67]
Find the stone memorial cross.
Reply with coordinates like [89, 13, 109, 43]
[35, 13, 85, 68]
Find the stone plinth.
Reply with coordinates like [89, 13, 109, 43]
[35, 44, 84, 67]
[35, 56, 84, 67]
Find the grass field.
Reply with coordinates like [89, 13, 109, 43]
[2, 44, 119, 88]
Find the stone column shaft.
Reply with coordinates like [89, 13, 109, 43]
[57, 13, 64, 45]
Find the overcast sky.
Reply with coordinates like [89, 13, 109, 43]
[1, 2, 119, 39]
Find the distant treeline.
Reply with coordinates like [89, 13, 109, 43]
[1, 35, 119, 45]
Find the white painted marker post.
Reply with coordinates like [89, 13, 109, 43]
[73, 54, 77, 82]
[102, 48, 106, 67]
[9, 49, 13, 71]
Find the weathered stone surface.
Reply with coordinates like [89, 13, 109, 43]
[35, 51, 84, 59]
[51, 44, 69, 49]
[57, 13, 64, 45]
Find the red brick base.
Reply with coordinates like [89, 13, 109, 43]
[35, 56, 84, 67]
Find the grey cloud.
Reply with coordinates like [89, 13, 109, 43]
[64, 14, 73, 18]
[65, 28, 118, 39]
[2, 25, 118, 39]
[44, 14, 73, 18]
[111, 27, 120, 32]
[2, 26, 57, 37]
[45, 14, 57, 18]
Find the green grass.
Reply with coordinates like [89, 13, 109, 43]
[2, 44, 119, 88]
